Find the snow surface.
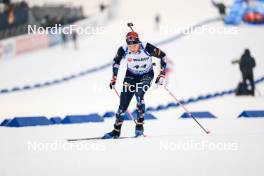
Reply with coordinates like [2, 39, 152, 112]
[0, 0, 264, 176]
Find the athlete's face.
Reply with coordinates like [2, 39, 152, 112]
[128, 44, 140, 53]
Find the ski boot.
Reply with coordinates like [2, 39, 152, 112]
[135, 114, 144, 137]
[103, 129, 120, 139]
[135, 124, 144, 137]
[135, 103, 145, 137]
[103, 110, 124, 139]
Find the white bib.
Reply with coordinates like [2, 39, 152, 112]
[122, 43, 153, 75]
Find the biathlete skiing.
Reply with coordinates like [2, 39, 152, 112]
[103, 23, 168, 139]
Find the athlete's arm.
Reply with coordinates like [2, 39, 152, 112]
[112, 46, 125, 77]
[109, 47, 125, 89]
[145, 43, 167, 75]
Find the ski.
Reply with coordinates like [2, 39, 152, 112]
[67, 135, 146, 142]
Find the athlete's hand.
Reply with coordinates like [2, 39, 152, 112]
[155, 72, 166, 85]
[109, 76, 117, 89]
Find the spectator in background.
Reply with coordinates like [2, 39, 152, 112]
[154, 13, 160, 32]
[239, 49, 256, 96]
[7, 5, 14, 24]
[62, 32, 68, 48]
[99, 3, 106, 13]
[3, 0, 11, 5]
[1, 0, 13, 24]
[72, 31, 78, 50]
[212, 0, 226, 18]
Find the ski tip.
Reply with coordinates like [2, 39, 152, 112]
[206, 131, 211, 134]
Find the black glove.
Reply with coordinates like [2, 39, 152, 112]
[109, 76, 117, 89]
[155, 71, 166, 85]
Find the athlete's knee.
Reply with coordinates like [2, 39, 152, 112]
[116, 108, 125, 117]
[137, 82, 151, 93]
[135, 93, 144, 103]
[135, 90, 145, 100]
[135, 96, 146, 114]
[115, 108, 125, 126]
